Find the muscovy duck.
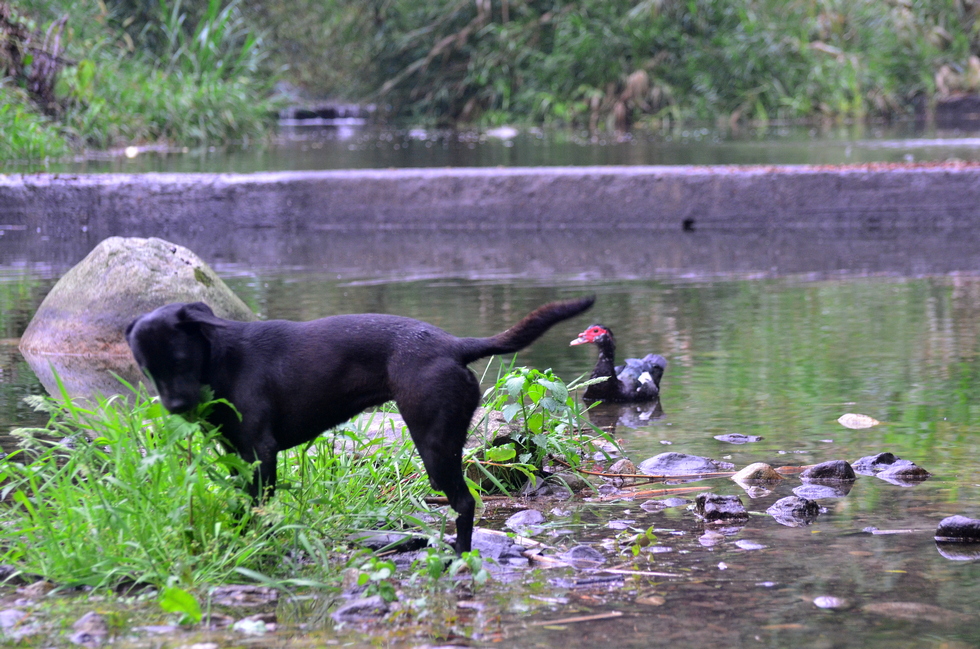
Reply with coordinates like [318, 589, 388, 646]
[570, 324, 666, 402]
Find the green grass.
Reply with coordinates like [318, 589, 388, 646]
[0, 85, 71, 162]
[2, 0, 280, 162]
[0, 366, 606, 592]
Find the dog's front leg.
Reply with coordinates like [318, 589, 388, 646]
[235, 429, 280, 504]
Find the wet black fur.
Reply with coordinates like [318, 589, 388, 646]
[125, 296, 594, 554]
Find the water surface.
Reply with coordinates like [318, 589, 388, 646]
[11, 122, 980, 174]
[2, 266, 980, 647]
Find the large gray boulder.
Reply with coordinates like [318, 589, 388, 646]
[19, 236, 256, 398]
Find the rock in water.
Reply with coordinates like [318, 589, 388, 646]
[637, 452, 735, 476]
[19, 237, 256, 398]
[767, 496, 820, 527]
[694, 493, 749, 523]
[800, 460, 856, 482]
[935, 515, 980, 542]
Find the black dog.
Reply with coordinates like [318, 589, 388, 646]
[125, 296, 594, 554]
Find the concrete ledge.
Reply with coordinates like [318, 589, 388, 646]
[2, 163, 980, 240]
[3, 164, 980, 278]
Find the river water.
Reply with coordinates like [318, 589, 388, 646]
[2, 125, 980, 647]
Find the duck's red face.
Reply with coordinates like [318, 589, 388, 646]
[570, 325, 609, 346]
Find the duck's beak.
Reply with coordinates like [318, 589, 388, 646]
[570, 335, 588, 346]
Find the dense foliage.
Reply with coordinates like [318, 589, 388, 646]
[3, 0, 980, 160]
[278, 0, 980, 127]
[1, 0, 279, 161]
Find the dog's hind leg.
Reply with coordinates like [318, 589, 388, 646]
[397, 366, 480, 555]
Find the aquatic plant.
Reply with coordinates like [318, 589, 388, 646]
[467, 365, 612, 493]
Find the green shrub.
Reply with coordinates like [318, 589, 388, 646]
[0, 85, 71, 161]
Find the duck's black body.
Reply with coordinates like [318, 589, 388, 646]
[571, 324, 666, 402]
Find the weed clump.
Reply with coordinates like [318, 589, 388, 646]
[0, 366, 607, 593]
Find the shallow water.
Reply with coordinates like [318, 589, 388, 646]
[3, 264, 980, 647]
[13, 122, 980, 174]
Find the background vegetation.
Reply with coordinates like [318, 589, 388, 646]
[3, 0, 980, 161]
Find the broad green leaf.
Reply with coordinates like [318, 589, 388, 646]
[159, 586, 202, 623]
[485, 445, 517, 462]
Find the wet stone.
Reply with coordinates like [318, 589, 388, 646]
[0, 609, 26, 629]
[800, 460, 856, 482]
[699, 531, 725, 547]
[935, 515, 980, 542]
[505, 509, 545, 533]
[559, 545, 606, 569]
[470, 529, 527, 564]
[813, 596, 850, 610]
[606, 458, 637, 487]
[210, 585, 279, 607]
[793, 483, 853, 499]
[852, 452, 900, 475]
[694, 493, 749, 523]
[70, 612, 108, 647]
[731, 462, 782, 484]
[637, 452, 735, 476]
[543, 472, 590, 493]
[767, 496, 820, 527]
[350, 532, 428, 552]
[714, 433, 764, 444]
[331, 595, 390, 623]
[877, 461, 931, 485]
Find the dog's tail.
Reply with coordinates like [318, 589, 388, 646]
[455, 296, 595, 365]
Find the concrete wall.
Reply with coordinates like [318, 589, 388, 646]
[1, 165, 978, 277]
[2, 165, 979, 238]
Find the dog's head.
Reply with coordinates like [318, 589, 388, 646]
[125, 302, 225, 414]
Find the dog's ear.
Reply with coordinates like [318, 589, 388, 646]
[176, 302, 227, 330]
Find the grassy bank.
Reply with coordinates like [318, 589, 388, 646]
[0, 366, 608, 593]
[1, 0, 280, 163]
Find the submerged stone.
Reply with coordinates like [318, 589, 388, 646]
[767, 496, 820, 527]
[852, 452, 900, 475]
[637, 452, 735, 476]
[69, 612, 108, 647]
[470, 529, 528, 564]
[694, 493, 749, 523]
[935, 515, 980, 542]
[714, 433, 764, 444]
[853, 452, 930, 485]
[210, 585, 279, 607]
[793, 483, 853, 499]
[800, 460, 856, 482]
[505, 509, 545, 532]
[331, 595, 389, 623]
[813, 596, 850, 610]
[559, 545, 606, 568]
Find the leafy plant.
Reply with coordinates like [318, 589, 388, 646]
[354, 555, 398, 602]
[466, 366, 612, 493]
[159, 585, 203, 624]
